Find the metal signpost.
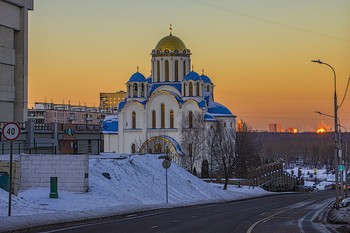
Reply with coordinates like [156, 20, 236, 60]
[2, 122, 20, 216]
[162, 158, 171, 203]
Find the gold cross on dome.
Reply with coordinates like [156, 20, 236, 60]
[169, 24, 172, 35]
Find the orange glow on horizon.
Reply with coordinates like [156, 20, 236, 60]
[316, 128, 326, 133]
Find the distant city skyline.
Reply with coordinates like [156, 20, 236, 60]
[28, 0, 350, 131]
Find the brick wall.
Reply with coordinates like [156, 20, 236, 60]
[20, 155, 89, 192]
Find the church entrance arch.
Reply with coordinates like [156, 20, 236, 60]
[139, 135, 184, 164]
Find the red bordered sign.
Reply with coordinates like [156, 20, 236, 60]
[2, 122, 20, 140]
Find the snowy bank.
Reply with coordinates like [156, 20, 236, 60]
[0, 154, 271, 232]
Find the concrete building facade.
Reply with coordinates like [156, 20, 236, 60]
[0, 0, 33, 123]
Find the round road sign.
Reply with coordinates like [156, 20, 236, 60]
[2, 122, 20, 140]
[162, 159, 171, 169]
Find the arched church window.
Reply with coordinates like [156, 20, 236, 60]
[175, 61, 179, 82]
[152, 110, 156, 128]
[132, 111, 136, 129]
[206, 85, 210, 92]
[131, 144, 136, 154]
[133, 83, 138, 97]
[183, 60, 186, 77]
[141, 83, 145, 97]
[164, 49, 170, 53]
[170, 110, 174, 128]
[161, 103, 165, 128]
[183, 83, 187, 96]
[157, 61, 160, 82]
[196, 82, 200, 96]
[189, 82, 193, 97]
[165, 60, 169, 81]
[189, 111, 193, 128]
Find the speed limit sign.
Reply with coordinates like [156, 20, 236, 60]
[2, 122, 20, 140]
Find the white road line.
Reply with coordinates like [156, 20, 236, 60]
[246, 209, 289, 233]
[150, 225, 158, 229]
[173, 220, 179, 223]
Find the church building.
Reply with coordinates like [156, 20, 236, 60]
[102, 28, 236, 176]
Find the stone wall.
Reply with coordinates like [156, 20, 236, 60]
[20, 155, 89, 192]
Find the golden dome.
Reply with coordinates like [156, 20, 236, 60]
[155, 34, 187, 52]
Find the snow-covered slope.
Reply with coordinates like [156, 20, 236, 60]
[0, 154, 270, 231]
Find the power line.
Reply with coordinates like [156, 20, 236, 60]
[189, 0, 350, 43]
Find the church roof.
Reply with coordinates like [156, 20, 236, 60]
[128, 72, 146, 83]
[102, 115, 118, 133]
[155, 34, 187, 52]
[149, 83, 182, 96]
[204, 113, 216, 121]
[161, 135, 185, 156]
[207, 101, 234, 116]
[184, 71, 202, 82]
[201, 74, 213, 84]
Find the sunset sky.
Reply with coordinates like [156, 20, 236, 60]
[28, 0, 350, 131]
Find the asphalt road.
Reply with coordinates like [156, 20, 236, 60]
[42, 190, 336, 233]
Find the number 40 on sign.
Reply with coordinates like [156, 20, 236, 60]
[2, 122, 20, 140]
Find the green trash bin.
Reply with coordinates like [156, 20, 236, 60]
[49, 177, 58, 198]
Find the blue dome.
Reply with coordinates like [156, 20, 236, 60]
[208, 101, 233, 115]
[184, 71, 202, 82]
[128, 72, 146, 83]
[201, 74, 213, 84]
[146, 77, 152, 83]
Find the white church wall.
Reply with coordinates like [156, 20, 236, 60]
[103, 134, 118, 153]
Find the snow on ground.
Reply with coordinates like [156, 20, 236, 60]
[0, 154, 272, 232]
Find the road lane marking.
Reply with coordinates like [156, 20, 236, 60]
[150, 225, 158, 229]
[173, 220, 179, 223]
[246, 209, 289, 233]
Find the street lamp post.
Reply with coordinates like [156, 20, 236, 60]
[312, 59, 340, 209]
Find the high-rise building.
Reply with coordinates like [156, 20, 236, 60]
[100, 91, 126, 111]
[269, 123, 282, 133]
[0, 0, 34, 123]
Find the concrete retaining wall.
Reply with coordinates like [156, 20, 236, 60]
[20, 154, 89, 192]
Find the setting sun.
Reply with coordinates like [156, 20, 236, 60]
[316, 128, 326, 134]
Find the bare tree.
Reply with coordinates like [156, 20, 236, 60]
[181, 111, 205, 175]
[207, 120, 237, 190]
[235, 121, 261, 178]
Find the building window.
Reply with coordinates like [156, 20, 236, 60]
[189, 111, 193, 128]
[161, 103, 165, 128]
[133, 83, 138, 97]
[175, 60, 178, 82]
[170, 110, 174, 128]
[140, 83, 145, 97]
[196, 82, 200, 96]
[157, 61, 160, 82]
[189, 143, 193, 157]
[183, 60, 186, 77]
[183, 83, 186, 96]
[132, 111, 136, 129]
[152, 110, 156, 128]
[165, 60, 169, 81]
[189, 82, 193, 96]
[206, 85, 210, 92]
[131, 144, 136, 154]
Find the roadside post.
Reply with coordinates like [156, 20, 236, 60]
[2, 122, 20, 216]
[162, 157, 171, 204]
